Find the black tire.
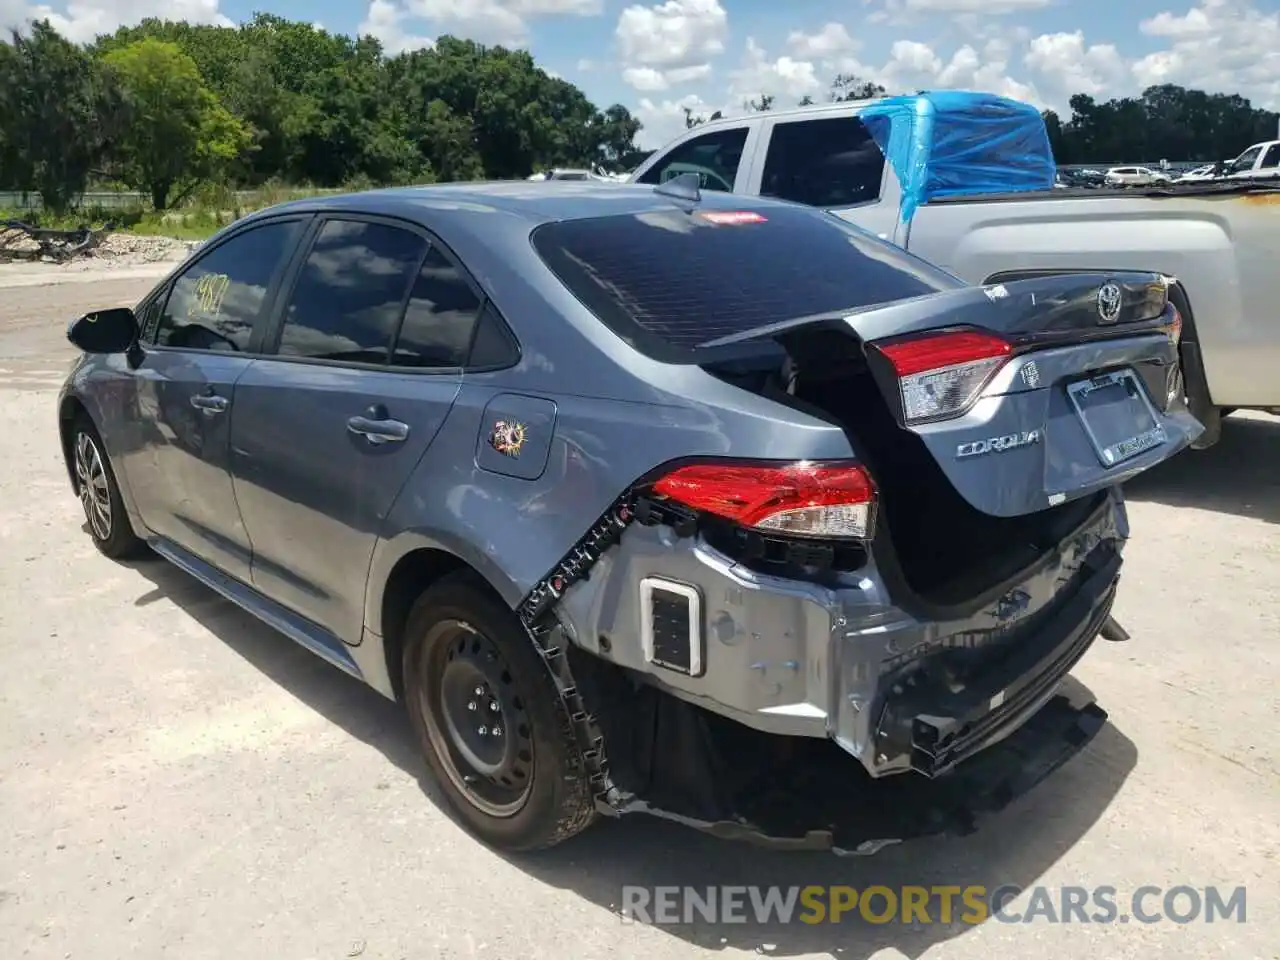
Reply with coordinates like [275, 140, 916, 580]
[71, 414, 146, 560]
[402, 572, 598, 852]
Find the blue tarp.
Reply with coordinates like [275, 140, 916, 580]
[859, 90, 1057, 225]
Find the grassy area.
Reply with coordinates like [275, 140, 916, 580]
[1, 182, 349, 241]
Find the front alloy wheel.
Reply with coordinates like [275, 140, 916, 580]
[71, 418, 144, 559]
[75, 431, 112, 542]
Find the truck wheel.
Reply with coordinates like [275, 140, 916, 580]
[402, 572, 598, 852]
[72, 415, 146, 559]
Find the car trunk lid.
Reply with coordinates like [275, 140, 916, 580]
[699, 272, 1202, 519]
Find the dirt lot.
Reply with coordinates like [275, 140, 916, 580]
[1, 266, 1277, 960]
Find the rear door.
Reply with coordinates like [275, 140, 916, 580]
[228, 215, 482, 643]
[750, 113, 904, 243]
[124, 216, 308, 580]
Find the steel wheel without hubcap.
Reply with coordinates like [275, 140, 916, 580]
[418, 620, 535, 818]
[75, 431, 113, 541]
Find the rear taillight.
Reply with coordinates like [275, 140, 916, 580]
[651, 461, 876, 539]
[1166, 305, 1183, 346]
[873, 328, 1012, 424]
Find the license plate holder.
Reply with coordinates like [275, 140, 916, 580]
[1066, 369, 1167, 467]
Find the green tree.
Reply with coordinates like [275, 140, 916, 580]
[830, 74, 886, 102]
[0, 22, 120, 212]
[103, 38, 250, 209]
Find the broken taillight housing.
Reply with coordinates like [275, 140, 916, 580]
[651, 461, 876, 540]
[872, 328, 1013, 424]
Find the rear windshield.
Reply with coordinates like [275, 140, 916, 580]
[530, 204, 960, 361]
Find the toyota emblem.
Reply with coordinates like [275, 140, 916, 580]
[1096, 281, 1123, 324]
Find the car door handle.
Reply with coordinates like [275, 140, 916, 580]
[190, 393, 228, 413]
[347, 415, 409, 444]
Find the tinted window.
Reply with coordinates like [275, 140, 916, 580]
[468, 302, 521, 368]
[155, 220, 301, 351]
[532, 204, 958, 361]
[761, 117, 886, 208]
[635, 128, 748, 193]
[391, 247, 482, 368]
[277, 219, 427, 364]
[1260, 144, 1280, 169]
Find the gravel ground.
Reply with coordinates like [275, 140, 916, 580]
[0, 267, 1277, 960]
[0, 227, 195, 272]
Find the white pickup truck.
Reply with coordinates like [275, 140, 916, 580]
[1223, 139, 1280, 180]
[629, 92, 1280, 446]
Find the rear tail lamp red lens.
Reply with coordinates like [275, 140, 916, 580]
[651, 461, 876, 539]
[872, 328, 1012, 424]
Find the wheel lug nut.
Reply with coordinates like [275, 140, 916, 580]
[478, 725, 488, 735]
[489, 701, 499, 712]
[474, 686, 484, 696]
[467, 701, 477, 711]
[492, 727, 502, 737]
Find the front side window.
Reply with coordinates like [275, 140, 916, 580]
[1230, 147, 1262, 173]
[276, 219, 428, 364]
[634, 128, 749, 193]
[760, 117, 886, 208]
[154, 220, 302, 352]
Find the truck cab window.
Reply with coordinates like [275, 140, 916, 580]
[1260, 144, 1280, 170]
[760, 117, 887, 209]
[635, 128, 748, 193]
[1229, 146, 1262, 173]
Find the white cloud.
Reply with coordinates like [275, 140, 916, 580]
[898, 0, 1050, 11]
[4, 0, 230, 42]
[633, 92, 714, 148]
[622, 62, 710, 91]
[1132, 0, 1280, 108]
[786, 22, 856, 58]
[728, 37, 822, 105]
[359, 0, 601, 51]
[359, 0, 433, 53]
[1024, 31, 1126, 99]
[616, 0, 728, 90]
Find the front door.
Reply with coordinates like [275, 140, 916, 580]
[125, 217, 308, 580]
[229, 217, 482, 644]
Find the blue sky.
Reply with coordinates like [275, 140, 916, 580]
[11, 0, 1280, 147]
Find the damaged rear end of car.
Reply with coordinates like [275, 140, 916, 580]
[517, 199, 1201, 851]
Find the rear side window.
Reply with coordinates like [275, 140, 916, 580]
[1261, 144, 1280, 169]
[391, 247, 482, 368]
[531, 205, 959, 362]
[277, 219, 427, 364]
[761, 117, 886, 208]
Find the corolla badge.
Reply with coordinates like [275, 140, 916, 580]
[955, 429, 1042, 459]
[1096, 281, 1123, 324]
[489, 420, 527, 458]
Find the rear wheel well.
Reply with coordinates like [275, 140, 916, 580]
[58, 396, 90, 487]
[381, 548, 480, 699]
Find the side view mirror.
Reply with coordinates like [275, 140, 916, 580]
[66, 307, 139, 354]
